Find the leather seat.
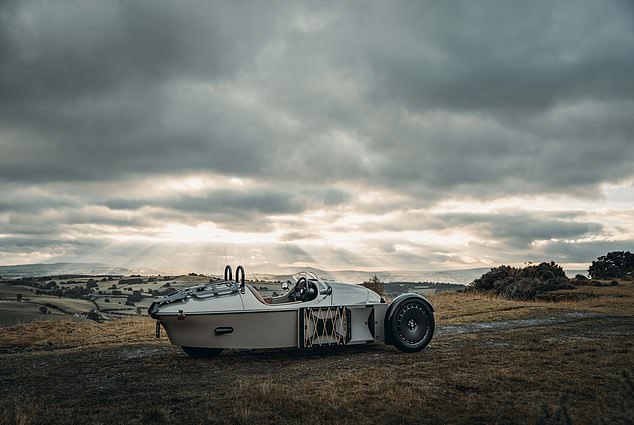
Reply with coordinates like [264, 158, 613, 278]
[247, 284, 271, 304]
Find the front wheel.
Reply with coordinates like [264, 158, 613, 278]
[182, 347, 224, 358]
[389, 299, 434, 353]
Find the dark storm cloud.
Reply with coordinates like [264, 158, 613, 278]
[540, 240, 634, 263]
[0, 236, 102, 253]
[359, 3, 634, 113]
[349, 209, 603, 250]
[0, 196, 75, 213]
[105, 191, 300, 215]
[1, 0, 632, 194]
[1, 209, 158, 242]
[107, 187, 351, 232]
[0, 0, 291, 182]
[106, 188, 349, 215]
[441, 212, 603, 249]
[0, 1, 281, 101]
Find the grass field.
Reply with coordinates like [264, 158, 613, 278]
[0, 288, 97, 326]
[0, 275, 196, 325]
[0, 280, 632, 424]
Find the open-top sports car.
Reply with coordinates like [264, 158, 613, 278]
[148, 265, 435, 357]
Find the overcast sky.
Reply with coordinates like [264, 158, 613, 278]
[1, 0, 633, 273]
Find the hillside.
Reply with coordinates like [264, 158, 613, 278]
[1, 279, 632, 424]
[0, 263, 134, 279]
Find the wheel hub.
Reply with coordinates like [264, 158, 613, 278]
[407, 318, 417, 330]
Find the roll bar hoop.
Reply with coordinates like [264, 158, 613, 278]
[236, 265, 245, 293]
[224, 265, 233, 281]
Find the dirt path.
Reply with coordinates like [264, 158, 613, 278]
[436, 311, 608, 335]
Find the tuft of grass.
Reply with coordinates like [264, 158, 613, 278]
[141, 406, 170, 424]
[0, 398, 40, 425]
[537, 396, 573, 425]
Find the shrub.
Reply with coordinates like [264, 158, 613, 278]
[470, 262, 573, 300]
[126, 290, 143, 303]
[361, 274, 385, 296]
[588, 251, 633, 279]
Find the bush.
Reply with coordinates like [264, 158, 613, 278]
[126, 290, 143, 303]
[588, 251, 633, 279]
[469, 262, 574, 300]
[361, 274, 385, 296]
[590, 280, 619, 287]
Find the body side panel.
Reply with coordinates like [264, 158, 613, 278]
[160, 310, 298, 349]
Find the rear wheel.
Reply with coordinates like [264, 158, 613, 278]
[182, 347, 224, 358]
[390, 299, 434, 353]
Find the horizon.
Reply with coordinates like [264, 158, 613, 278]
[0, 259, 590, 278]
[1, 1, 633, 271]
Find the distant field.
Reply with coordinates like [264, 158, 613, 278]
[0, 279, 631, 424]
[0, 301, 66, 326]
[0, 287, 97, 326]
[0, 275, 189, 325]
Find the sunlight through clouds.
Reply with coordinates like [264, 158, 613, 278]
[0, 0, 633, 272]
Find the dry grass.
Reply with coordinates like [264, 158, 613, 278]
[0, 281, 632, 424]
[0, 317, 157, 353]
[432, 278, 634, 325]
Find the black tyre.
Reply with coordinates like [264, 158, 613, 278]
[389, 299, 434, 353]
[182, 347, 224, 358]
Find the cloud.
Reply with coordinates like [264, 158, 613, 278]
[0, 0, 633, 269]
[441, 212, 604, 249]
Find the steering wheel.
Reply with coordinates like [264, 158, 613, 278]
[291, 277, 316, 302]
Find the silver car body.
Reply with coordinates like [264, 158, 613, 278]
[149, 268, 434, 352]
